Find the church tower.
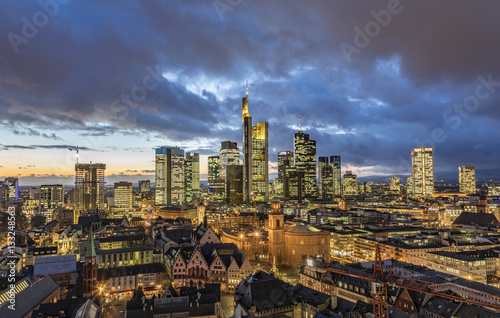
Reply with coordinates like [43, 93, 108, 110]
[83, 227, 98, 298]
[267, 198, 285, 265]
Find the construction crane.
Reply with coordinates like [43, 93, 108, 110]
[316, 244, 500, 318]
[68, 146, 80, 164]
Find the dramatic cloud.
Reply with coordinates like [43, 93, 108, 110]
[1, 0, 500, 183]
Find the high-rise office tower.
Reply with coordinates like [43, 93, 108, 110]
[318, 157, 333, 200]
[242, 86, 269, 202]
[412, 147, 434, 197]
[294, 126, 317, 199]
[75, 163, 106, 212]
[226, 165, 243, 204]
[459, 165, 476, 194]
[208, 156, 225, 199]
[330, 155, 341, 197]
[406, 175, 414, 195]
[155, 147, 185, 205]
[138, 180, 151, 193]
[184, 152, 200, 203]
[3, 177, 19, 200]
[219, 141, 240, 180]
[343, 171, 358, 196]
[390, 177, 401, 194]
[283, 157, 304, 203]
[39, 184, 64, 222]
[114, 181, 133, 212]
[276, 151, 293, 197]
[0, 183, 9, 202]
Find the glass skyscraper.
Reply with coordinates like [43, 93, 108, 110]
[294, 130, 317, 199]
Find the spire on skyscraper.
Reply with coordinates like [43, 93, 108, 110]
[246, 80, 248, 97]
[299, 116, 301, 131]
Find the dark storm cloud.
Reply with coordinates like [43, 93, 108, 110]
[1, 0, 500, 174]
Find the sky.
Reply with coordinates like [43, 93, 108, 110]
[1, 0, 500, 186]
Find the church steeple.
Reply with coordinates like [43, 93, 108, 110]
[85, 227, 96, 257]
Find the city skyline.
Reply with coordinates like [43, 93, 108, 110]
[2, 1, 500, 186]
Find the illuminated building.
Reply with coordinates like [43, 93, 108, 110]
[113, 181, 133, 213]
[155, 147, 185, 205]
[342, 171, 357, 196]
[138, 180, 150, 193]
[219, 141, 239, 180]
[74, 163, 106, 212]
[266, 199, 330, 266]
[39, 184, 64, 222]
[242, 85, 269, 202]
[318, 157, 333, 200]
[184, 152, 200, 203]
[83, 228, 97, 298]
[406, 175, 414, 195]
[459, 165, 476, 194]
[283, 159, 304, 202]
[330, 155, 341, 197]
[208, 156, 225, 199]
[390, 177, 401, 194]
[276, 151, 293, 197]
[3, 177, 19, 200]
[294, 128, 317, 199]
[226, 165, 243, 204]
[412, 147, 434, 197]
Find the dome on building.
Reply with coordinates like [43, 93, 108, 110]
[286, 223, 321, 234]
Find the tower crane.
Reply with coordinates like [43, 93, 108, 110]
[316, 244, 500, 318]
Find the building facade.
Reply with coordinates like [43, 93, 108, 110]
[155, 147, 185, 205]
[459, 165, 476, 194]
[294, 130, 317, 199]
[412, 147, 434, 197]
[74, 163, 106, 212]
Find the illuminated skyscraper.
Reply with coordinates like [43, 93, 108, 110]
[294, 128, 317, 199]
[318, 157, 333, 200]
[330, 155, 342, 197]
[208, 156, 224, 199]
[242, 86, 269, 202]
[3, 177, 19, 201]
[40, 184, 64, 222]
[406, 175, 414, 195]
[113, 181, 133, 213]
[412, 147, 434, 197]
[343, 171, 358, 196]
[226, 165, 243, 204]
[219, 141, 240, 180]
[459, 165, 476, 194]
[75, 163, 106, 211]
[276, 151, 293, 197]
[390, 177, 401, 194]
[155, 147, 185, 205]
[184, 152, 200, 203]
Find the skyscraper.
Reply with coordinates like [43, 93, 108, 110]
[219, 141, 240, 180]
[226, 165, 243, 204]
[114, 181, 133, 213]
[276, 151, 293, 197]
[318, 157, 333, 200]
[412, 147, 434, 198]
[208, 155, 224, 199]
[3, 177, 19, 201]
[75, 163, 106, 212]
[155, 147, 185, 205]
[242, 86, 269, 202]
[343, 171, 358, 196]
[330, 155, 342, 197]
[184, 152, 200, 203]
[390, 177, 401, 194]
[294, 128, 317, 199]
[406, 175, 414, 195]
[39, 184, 64, 222]
[459, 165, 476, 194]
